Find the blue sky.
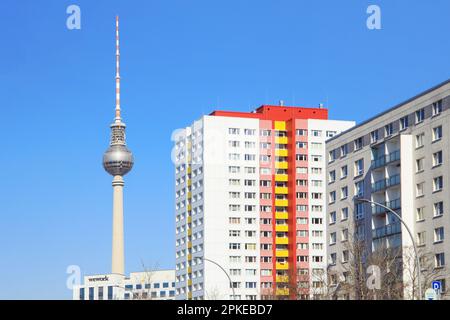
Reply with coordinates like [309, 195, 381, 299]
[0, 0, 448, 299]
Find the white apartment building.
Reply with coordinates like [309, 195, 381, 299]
[173, 105, 354, 300]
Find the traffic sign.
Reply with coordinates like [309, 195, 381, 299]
[425, 288, 438, 300]
[432, 281, 441, 292]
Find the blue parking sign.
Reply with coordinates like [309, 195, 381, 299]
[432, 281, 441, 292]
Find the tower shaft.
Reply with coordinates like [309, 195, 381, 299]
[112, 175, 125, 275]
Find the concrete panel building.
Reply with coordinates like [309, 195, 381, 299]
[325, 79, 450, 299]
[173, 105, 354, 300]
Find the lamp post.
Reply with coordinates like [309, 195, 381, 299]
[201, 257, 236, 300]
[355, 197, 422, 300]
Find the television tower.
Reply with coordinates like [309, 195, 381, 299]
[102, 16, 134, 275]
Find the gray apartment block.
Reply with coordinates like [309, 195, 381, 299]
[325, 79, 450, 299]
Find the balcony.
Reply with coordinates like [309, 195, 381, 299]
[275, 149, 288, 157]
[275, 136, 288, 144]
[372, 198, 401, 215]
[187, 242, 192, 249]
[187, 267, 192, 273]
[371, 150, 400, 169]
[275, 212, 288, 219]
[275, 186, 288, 194]
[187, 229, 192, 236]
[372, 174, 400, 192]
[187, 254, 192, 260]
[187, 279, 192, 286]
[276, 288, 290, 295]
[372, 222, 401, 239]
[276, 262, 289, 270]
[275, 225, 289, 232]
[276, 275, 289, 283]
[274, 121, 286, 131]
[275, 250, 289, 257]
[275, 161, 288, 169]
[275, 237, 289, 245]
[275, 199, 288, 207]
[275, 174, 288, 182]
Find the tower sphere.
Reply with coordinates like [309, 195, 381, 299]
[103, 144, 134, 176]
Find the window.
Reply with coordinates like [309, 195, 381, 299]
[244, 154, 255, 161]
[370, 130, 379, 143]
[355, 203, 364, 220]
[296, 141, 307, 149]
[341, 165, 348, 179]
[260, 129, 271, 136]
[329, 232, 337, 245]
[342, 250, 349, 263]
[296, 129, 307, 136]
[385, 123, 394, 136]
[432, 100, 443, 116]
[245, 141, 256, 148]
[434, 227, 444, 243]
[416, 133, 425, 148]
[229, 140, 240, 148]
[311, 130, 322, 137]
[330, 253, 337, 265]
[341, 207, 349, 221]
[341, 229, 349, 242]
[329, 150, 337, 162]
[416, 158, 424, 172]
[400, 116, 409, 130]
[229, 128, 240, 135]
[329, 170, 336, 183]
[244, 129, 255, 135]
[229, 243, 240, 250]
[311, 155, 322, 162]
[329, 191, 336, 204]
[229, 166, 240, 174]
[435, 253, 445, 268]
[416, 207, 425, 221]
[433, 151, 443, 167]
[433, 176, 443, 192]
[327, 131, 337, 137]
[355, 159, 364, 176]
[296, 154, 308, 161]
[341, 186, 348, 200]
[296, 167, 308, 174]
[415, 108, 425, 124]
[354, 137, 363, 150]
[433, 126, 443, 141]
[329, 211, 336, 224]
[341, 144, 348, 157]
[434, 201, 444, 217]
[355, 180, 364, 198]
[417, 231, 426, 246]
[416, 182, 425, 197]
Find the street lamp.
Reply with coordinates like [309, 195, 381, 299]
[355, 197, 422, 300]
[201, 257, 236, 300]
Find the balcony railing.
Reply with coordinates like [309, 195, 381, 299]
[372, 198, 401, 214]
[372, 222, 401, 239]
[371, 150, 401, 169]
[372, 174, 401, 192]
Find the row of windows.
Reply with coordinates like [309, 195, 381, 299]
[329, 100, 444, 159]
[228, 128, 336, 137]
[416, 227, 445, 246]
[329, 159, 364, 183]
